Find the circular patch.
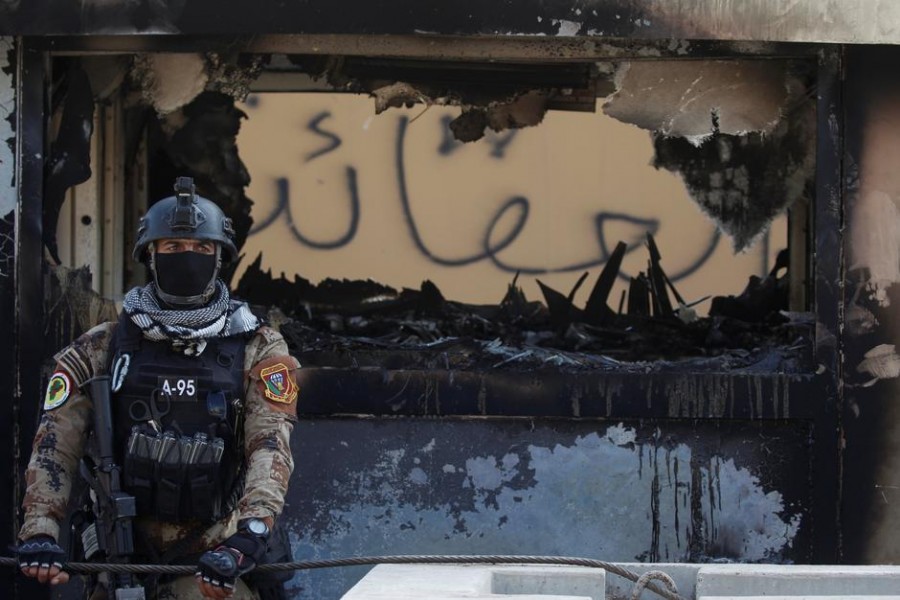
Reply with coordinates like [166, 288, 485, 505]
[43, 371, 72, 411]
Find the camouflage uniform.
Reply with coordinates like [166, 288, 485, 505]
[20, 321, 298, 599]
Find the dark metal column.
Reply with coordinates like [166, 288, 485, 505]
[810, 46, 844, 563]
[12, 40, 48, 600]
[0, 37, 18, 600]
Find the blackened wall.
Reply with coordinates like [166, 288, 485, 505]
[284, 415, 812, 599]
[3, 1, 900, 45]
[0, 36, 19, 600]
[842, 45, 900, 563]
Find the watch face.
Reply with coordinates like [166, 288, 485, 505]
[247, 519, 269, 536]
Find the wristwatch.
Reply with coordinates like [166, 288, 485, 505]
[239, 518, 270, 539]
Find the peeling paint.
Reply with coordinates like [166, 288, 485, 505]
[130, 53, 209, 116]
[289, 422, 803, 599]
[605, 423, 636, 446]
[206, 53, 266, 101]
[648, 1, 900, 45]
[604, 61, 789, 138]
[598, 59, 815, 251]
[551, 19, 582, 36]
[0, 37, 14, 213]
[129, 52, 263, 117]
[465, 454, 521, 492]
[371, 82, 426, 114]
[856, 344, 900, 386]
[849, 191, 900, 307]
[651, 91, 815, 252]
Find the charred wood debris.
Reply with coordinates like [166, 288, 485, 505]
[236, 235, 812, 374]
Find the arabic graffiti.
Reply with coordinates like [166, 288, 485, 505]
[248, 110, 768, 283]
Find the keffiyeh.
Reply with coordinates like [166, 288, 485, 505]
[122, 280, 259, 354]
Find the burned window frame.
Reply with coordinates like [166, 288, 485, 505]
[15, 37, 843, 562]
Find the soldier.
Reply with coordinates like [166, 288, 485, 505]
[15, 177, 298, 599]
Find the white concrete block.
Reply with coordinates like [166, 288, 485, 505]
[697, 565, 900, 597]
[491, 566, 606, 600]
[341, 564, 605, 600]
[700, 597, 900, 600]
[342, 565, 492, 598]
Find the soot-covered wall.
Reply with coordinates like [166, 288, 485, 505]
[0, 35, 19, 600]
[284, 418, 809, 599]
[842, 46, 900, 564]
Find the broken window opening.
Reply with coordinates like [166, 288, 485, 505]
[44, 51, 815, 372]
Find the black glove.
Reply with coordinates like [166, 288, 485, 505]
[197, 531, 267, 590]
[16, 535, 66, 571]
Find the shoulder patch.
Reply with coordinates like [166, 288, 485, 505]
[260, 362, 298, 404]
[250, 355, 300, 410]
[43, 371, 72, 411]
[53, 345, 93, 388]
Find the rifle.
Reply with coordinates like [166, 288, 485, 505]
[79, 375, 146, 600]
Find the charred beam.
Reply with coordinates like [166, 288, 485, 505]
[646, 233, 674, 318]
[537, 279, 584, 331]
[585, 240, 626, 325]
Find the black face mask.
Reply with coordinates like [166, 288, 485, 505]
[154, 251, 218, 300]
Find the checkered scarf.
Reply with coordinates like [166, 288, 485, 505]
[122, 281, 259, 354]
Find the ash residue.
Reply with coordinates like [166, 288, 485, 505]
[652, 93, 815, 252]
[237, 244, 813, 373]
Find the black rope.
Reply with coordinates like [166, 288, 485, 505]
[0, 554, 686, 600]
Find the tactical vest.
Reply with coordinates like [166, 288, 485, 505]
[108, 312, 248, 523]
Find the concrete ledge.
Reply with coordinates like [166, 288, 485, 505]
[342, 562, 900, 600]
[491, 566, 606, 600]
[697, 565, 900, 597]
[341, 565, 606, 600]
[700, 597, 900, 600]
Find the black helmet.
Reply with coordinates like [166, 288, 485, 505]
[135, 177, 237, 306]
[133, 176, 237, 263]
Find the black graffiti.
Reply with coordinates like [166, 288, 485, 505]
[249, 113, 722, 283]
[485, 210, 721, 281]
[305, 111, 342, 163]
[249, 169, 360, 249]
[394, 116, 721, 281]
[597, 212, 722, 282]
[248, 110, 358, 247]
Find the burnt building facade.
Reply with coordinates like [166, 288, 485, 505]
[1, 2, 898, 599]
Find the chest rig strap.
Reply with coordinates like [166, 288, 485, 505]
[109, 313, 142, 393]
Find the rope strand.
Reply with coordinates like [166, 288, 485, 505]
[0, 554, 686, 600]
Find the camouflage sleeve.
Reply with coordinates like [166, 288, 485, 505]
[238, 326, 299, 521]
[19, 322, 115, 542]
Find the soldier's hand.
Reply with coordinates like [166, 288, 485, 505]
[196, 531, 266, 598]
[16, 535, 70, 585]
